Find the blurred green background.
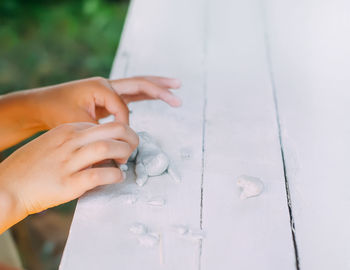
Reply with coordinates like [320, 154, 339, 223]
[0, 0, 129, 269]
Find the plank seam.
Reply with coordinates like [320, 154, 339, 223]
[260, 1, 301, 269]
[199, 0, 209, 269]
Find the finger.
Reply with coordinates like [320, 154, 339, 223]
[157, 89, 182, 107]
[70, 167, 124, 194]
[110, 78, 182, 107]
[93, 87, 129, 124]
[68, 139, 133, 172]
[120, 93, 153, 103]
[120, 92, 182, 106]
[72, 121, 139, 149]
[143, 76, 182, 89]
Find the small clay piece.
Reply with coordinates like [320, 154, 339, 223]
[129, 149, 138, 162]
[173, 225, 188, 235]
[167, 164, 181, 183]
[147, 197, 166, 207]
[129, 223, 147, 235]
[119, 193, 138, 204]
[138, 233, 159, 248]
[131, 132, 181, 186]
[188, 230, 205, 240]
[180, 148, 191, 160]
[237, 175, 264, 199]
[119, 164, 128, 171]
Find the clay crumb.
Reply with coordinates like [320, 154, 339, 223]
[120, 164, 128, 171]
[188, 230, 205, 240]
[237, 175, 264, 199]
[138, 233, 159, 248]
[129, 223, 147, 235]
[147, 197, 166, 207]
[119, 193, 138, 205]
[173, 225, 188, 235]
[167, 164, 181, 183]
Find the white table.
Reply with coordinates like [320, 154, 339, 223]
[60, 0, 350, 269]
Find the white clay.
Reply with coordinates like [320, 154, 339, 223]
[147, 197, 166, 206]
[188, 230, 205, 240]
[172, 225, 205, 241]
[138, 233, 159, 248]
[98, 114, 115, 124]
[134, 132, 170, 186]
[143, 153, 169, 176]
[130, 131, 182, 186]
[180, 148, 191, 160]
[135, 162, 149, 186]
[119, 193, 138, 204]
[237, 175, 264, 199]
[167, 164, 181, 183]
[129, 149, 138, 162]
[173, 225, 188, 235]
[129, 223, 147, 235]
[119, 164, 128, 171]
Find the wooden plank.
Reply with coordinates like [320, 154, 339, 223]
[200, 0, 296, 269]
[264, 0, 350, 269]
[60, 0, 206, 269]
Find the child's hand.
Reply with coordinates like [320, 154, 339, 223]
[109, 76, 182, 106]
[0, 121, 138, 233]
[36, 76, 181, 129]
[0, 76, 181, 150]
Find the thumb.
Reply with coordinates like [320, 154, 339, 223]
[72, 110, 98, 124]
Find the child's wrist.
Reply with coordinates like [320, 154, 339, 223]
[0, 188, 28, 233]
[21, 90, 50, 131]
[0, 90, 48, 132]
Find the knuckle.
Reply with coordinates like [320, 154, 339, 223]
[124, 143, 133, 156]
[116, 145, 131, 164]
[56, 123, 75, 134]
[54, 124, 78, 143]
[93, 141, 110, 156]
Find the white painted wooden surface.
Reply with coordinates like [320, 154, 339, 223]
[200, 0, 295, 269]
[61, 0, 350, 269]
[264, 1, 350, 269]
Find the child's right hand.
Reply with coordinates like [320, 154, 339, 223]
[0, 121, 138, 233]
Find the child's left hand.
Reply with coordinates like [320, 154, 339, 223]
[35, 76, 182, 128]
[0, 76, 181, 150]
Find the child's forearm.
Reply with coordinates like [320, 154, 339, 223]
[0, 91, 47, 151]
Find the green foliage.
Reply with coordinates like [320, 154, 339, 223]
[0, 0, 129, 94]
[0, 2, 129, 269]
